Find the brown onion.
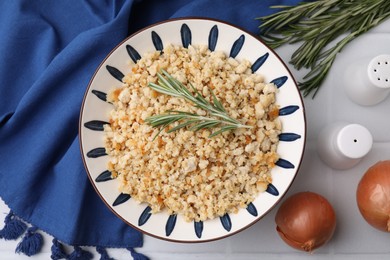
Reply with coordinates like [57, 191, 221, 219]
[356, 160, 390, 232]
[275, 191, 336, 253]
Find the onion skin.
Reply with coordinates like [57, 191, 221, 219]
[356, 160, 390, 232]
[275, 191, 336, 253]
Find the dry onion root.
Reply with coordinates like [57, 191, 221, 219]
[356, 160, 390, 232]
[275, 191, 336, 253]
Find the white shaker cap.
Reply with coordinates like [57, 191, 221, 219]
[317, 122, 373, 170]
[337, 124, 373, 159]
[344, 54, 390, 106]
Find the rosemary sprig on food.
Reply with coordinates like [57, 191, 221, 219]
[257, 0, 390, 97]
[145, 70, 252, 138]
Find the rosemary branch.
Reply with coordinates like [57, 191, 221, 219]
[145, 70, 252, 139]
[257, 0, 390, 97]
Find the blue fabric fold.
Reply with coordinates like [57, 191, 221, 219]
[0, 0, 301, 251]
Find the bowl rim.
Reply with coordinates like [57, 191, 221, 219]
[79, 16, 307, 243]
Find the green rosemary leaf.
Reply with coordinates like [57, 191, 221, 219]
[165, 110, 197, 115]
[151, 123, 169, 141]
[167, 119, 198, 133]
[209, 125, 238, 138]
[189, 120, 221, 132]
[148, 82, 181, 97]
[145, 115, 182, 127]
[190, 83, 209, 106]
[159, 71, 179, 92]
[209, 112, 240, 125]
[210, 88, 226, 113]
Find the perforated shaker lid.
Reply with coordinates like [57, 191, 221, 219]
[368, 54, 390, 89]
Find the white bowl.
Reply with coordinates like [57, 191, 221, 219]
[79, 18, 306, 243]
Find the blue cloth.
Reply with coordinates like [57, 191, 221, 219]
[0, 0, 301, 250]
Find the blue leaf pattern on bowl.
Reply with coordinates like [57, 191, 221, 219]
[151, 31, 163, 51]
[208, 25, 218, 51]
[271, 76, 288, 88]
[95, 170, 113, 182]
[266, 183, 279, 196]
[229, 35, 245, 58]
[126, 44, 141, 63]
[251, 52, 269, 73]
[180, 24, 191, 48]
[91, 90, 107, 102]
[279, 133, 301, 142]
[276, 158, 295, 169]
[138, 206, 152, 226]
[84, 120, 109, 131]
[165, 214, 177, 236]
[112, 193, 131, 207]
[246, 202, 258, 217]
[220, 214, 232, 232]
[279, 105, 299, 116]
[106, 65, 124, 82]
[194, 221, 203, 238]
[86, 147, 107, 158]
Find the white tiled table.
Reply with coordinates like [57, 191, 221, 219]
[2, 18, 390, 260]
